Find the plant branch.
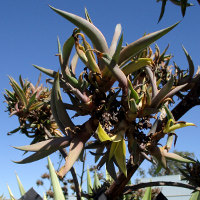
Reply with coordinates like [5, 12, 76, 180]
[124, 181, 200, 194]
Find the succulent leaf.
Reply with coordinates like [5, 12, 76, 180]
[49, 6, 108, 53]
[87, 167, 93, 195]
[158, 0, 167, 23]
[109, 142, 119, 161]
[84, 8, 93, 24]
[16, 174, 26, 196]
[163, 151, 194, 163]
[118, 22, 179, 66]
[96, 123, 112, 142]
[122, 58, 153, 76]
[151, 76, 174, 108]
[33, 65, 57, 78]
[114, 139, 127, 177]
[13, 137, 70, 152]
[7, 185, 15, 200]
[142, 187, 151, 200]
[109, 24, 122, 57]
[51, 73, 75, 135]
[48, 157, 65, 200]
[93, 170, 101, 190]
[128, 79, 139, 103]
[9, 76, 28, 108]
[106, 159, 117, 181]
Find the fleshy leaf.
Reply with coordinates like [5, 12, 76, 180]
[93, 170, 101, 190]
[57, 136, 85, 178]
[13, 145, 64, 164]
[158, 0, 167, 23]
[16, 174, 26, 196]
[106, 159, 117, 181]
[151, 76, 174, 108]
[96, 123, 112, 142]
[189, 191, 200, 200]
[163, 151, 194, 163]
[164, 121, 195, 133]
[57, 123, 92, 178]
[142, 187, 151, 200]
[7, 185, 15, 200]
[128, 79, 139, 103]
[118, 22, 179, 65]
[9, 76, 27, 108]
[109, 142, 119, 161]
[48, 157, 65, 200]
[114, 139, 127, 176]
[33, 65, 57, 78]
[51, 73, 75, 135]
[87, 167, 93, 195]
[122, 58, 153, 76]
[13, 137, 70, 152]
[84, 8, 93, 24]
[49, 6, 108, 53]
[109, 24, 122, 57]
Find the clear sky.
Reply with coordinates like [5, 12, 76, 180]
[0, 0, 200, 198]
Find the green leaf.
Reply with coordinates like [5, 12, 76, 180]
[114, 139, 127, 176]
[118, 22, 179, 66]
[164, 152, 195, 163]
[7, 185, 15, 200]
[109, 142, 119, 161]
[158, 0, 167, 23]
[151, 76, 174, 108]
[180, 45, 195, 83]
[28, 101, 44, 111]
[93, 170, 101, 190]
[96, 123, 112, 142]
[26, 92, 37, 110]
[33, 64, 57, 78]
[51, 73, 75, 135]
[84, 8, 93, 24]
[80, 33, 101, 73]
[128, 79, 139, 103]
[13, 146, 63, 164]
[142, 187, 151, 200]
[109, 24, 122, 57]
[9, 76, 28, 107]
[57, 130, 91, 178]
[122, 58, 152, 75]
[48, 157, 65, 200]
[189, 191, 200, 200]
[87, 167, 93, 195]
[106, 159, 117, 181]
[49, 6, 108, 53]
[13, 137, 70, 152]
[181, 0, 188, 17]
[57, 36, 63, 67]
[16, 174, 26, 196]
[165, 122, 195, 133]
[112, 33, 123, 64]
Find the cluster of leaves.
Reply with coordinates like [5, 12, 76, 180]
[4, 75, 62, 144]
[4, 5, 200, 199]
[157, 0, 200, 22]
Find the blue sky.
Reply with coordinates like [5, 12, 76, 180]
[0, 0, 200, 198]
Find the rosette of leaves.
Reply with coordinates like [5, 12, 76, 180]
[12, 6, 196, 184]
[4, 74, 61, 144]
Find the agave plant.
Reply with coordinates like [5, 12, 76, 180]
[6, 6, 200, 199]
[4, 74, 62, 144]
